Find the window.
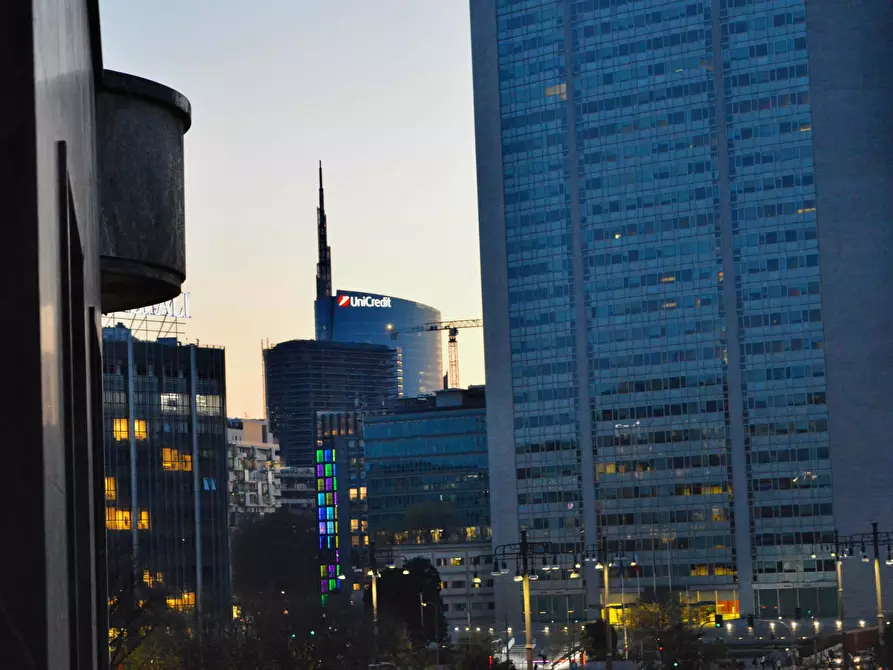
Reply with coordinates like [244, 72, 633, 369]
[113, 418, 128, 441]
[142, 570, 163, 587]
[349, 488, 358, 501]
[166, 592, 196, 611]
[134, 419, 147, 440]
[450, 557, 465, 567]
[105, 476, 117, 501]
[106, 508, 131, 531]
[359, 486, 367, 500]
[162, 447, 193, 472]
[138, 510, 150, 530]
[352, 583, 361, 591]
[351, 519, 359, 531]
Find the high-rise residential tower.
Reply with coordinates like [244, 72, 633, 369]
[471, 0, 893, 628]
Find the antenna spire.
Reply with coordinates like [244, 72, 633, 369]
[316, 161, 332, 302]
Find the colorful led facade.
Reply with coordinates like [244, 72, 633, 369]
[316, 446, 341, 603]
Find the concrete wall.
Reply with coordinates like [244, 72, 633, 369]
[807, 0, 893, 619]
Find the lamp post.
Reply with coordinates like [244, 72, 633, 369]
[836, 524, 893, 648]
[489, 530, 565, 670]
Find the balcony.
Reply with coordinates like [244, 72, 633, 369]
[97, 70, 192, 312]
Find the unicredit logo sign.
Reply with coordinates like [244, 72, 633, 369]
[337, 294, 392, 308]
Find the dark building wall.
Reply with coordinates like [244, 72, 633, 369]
[1, 0, 106, 667]
[103, 329, 231, 620]
[264, 340, 400, 467]
[317, 290, 442, 397]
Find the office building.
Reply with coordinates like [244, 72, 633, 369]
[315, 409, 385, 604]
[313, 164, 442, 396]
[364, 387, 493, 633]
[103, 325, 230, 620]
[471, 0, 893, 626]
[228, 418, 281, 528]
[264, 339, 401, 467]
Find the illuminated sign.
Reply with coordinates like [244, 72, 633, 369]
[337, 294, 392, 308]
[121, 293, 191, 319]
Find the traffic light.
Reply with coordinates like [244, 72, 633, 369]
[714, 614, 724, 628]
[489, 656, 493, 668]
[794, 607, 802, 620]
[747, 614, 755, 628]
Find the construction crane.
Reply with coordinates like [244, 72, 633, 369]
[388, 319, 482, 389]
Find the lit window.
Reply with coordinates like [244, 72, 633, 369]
[142, 570, 163, 587]
[349, 488, 358, 501]
[105, 477, 117, 501]
[350, 519, 359, 531]
[450, 557, 465, 567]
[138, 510, 150, 530]
[166, 591, 196, 611]
[106, 508, 131, 530]
[359, 486, 367, 500]
[134, 419, 147, 440]
[162, 448, 193, 472]
[544, 83, 567, 100]
[352, 583, 361, 591]
[113, 418, 128, 441]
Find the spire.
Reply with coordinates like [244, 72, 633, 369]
[316, 160, 332, 302]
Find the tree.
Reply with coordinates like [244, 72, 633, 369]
[366, 557, 447, 645]
[454, 631, 516, 670]
[583, 619, 619, 660]
[107, 553, 182, 668]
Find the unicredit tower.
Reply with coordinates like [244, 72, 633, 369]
[313, 164, 442, 397]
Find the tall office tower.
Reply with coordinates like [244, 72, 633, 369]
[264, 340, 401, 467]
[312, 164, 443, 396]
[471, 0, 893, 626]
[103, 325, 231, 620]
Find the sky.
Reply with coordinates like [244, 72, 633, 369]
[99, 1, 485, 418]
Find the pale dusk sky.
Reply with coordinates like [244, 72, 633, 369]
[99, 1, 486, 417]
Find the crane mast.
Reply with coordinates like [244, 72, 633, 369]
[388, 319, 483, 389]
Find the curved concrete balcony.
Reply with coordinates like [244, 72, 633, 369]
[97, 70, 192, 313]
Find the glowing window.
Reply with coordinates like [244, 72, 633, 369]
[450, 557, 465, 567]
[166, 592, 196, 611]
[113, 418, 128, 441]
[349, 488, 358, 501]
[350, 519, 359, 531]
[142, 570, 163, 587]
[359, 486, 366, 500]
[134, 419, 147, 440]
[162, 448, 192, 472]
[138, 510, 150, 530]
[352, 583, 361, 591]
[105, 508, 131, 530]
[105, 477, 117, 501]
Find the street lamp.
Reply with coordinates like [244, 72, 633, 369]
[489, 530, 562, 670]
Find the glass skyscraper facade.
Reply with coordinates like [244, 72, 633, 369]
[102, 325, 231, 621]
[316, 290, 443, 398]
[471, 0, 893, 627]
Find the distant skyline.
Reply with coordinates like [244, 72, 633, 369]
[99, 1, 484, 418]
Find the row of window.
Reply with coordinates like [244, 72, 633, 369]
[595, 426, 725, 448]
[596, 453, 727, 475]
[596, 398, 726, 423]
[600, 507, 730, 526]
[740, 307, 822, 329]
[754, 503, 833, 519]
[591, 346, 723, 374]
[600, 483, 729, 499]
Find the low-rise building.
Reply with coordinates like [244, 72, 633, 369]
[227, 418, 280, 528]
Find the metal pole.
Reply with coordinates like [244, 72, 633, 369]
[837, 531, 848, 670]
[435, 600, 441, 668]
[873, 523, 885, 646]
[522, 530, 534, 670]
[371, 543, 379, 662]
[420, 592, 425, 636]
[621, 562, 628, 659]
[602, 536, 613, 670]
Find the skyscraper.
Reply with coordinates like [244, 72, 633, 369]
[264, 340, 401, 467]
[471, 0, 893, 626]
[313, 164, 443, 396]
